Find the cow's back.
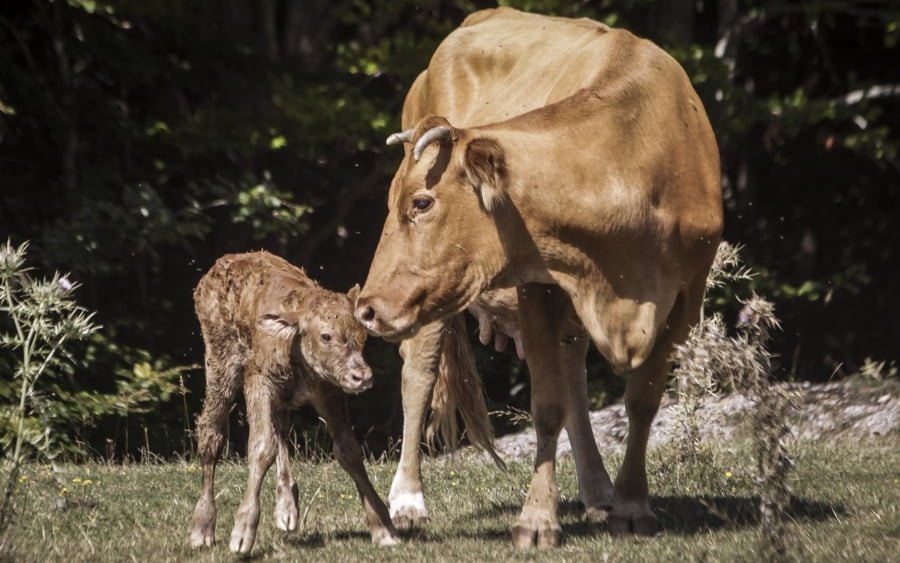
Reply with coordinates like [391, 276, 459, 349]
[407, 8, 625, 127]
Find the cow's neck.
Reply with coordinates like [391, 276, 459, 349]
[483, 125, 611, 297]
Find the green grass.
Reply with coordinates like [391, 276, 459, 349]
[2, 437, 898, 562]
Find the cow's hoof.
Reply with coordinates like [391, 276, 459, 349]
[189, 524, 215, 549]
[389, 493, 429, 530]
[511, 523, 562, 549]
[608, 513, 659, 536]
[391, 507, 430, 530]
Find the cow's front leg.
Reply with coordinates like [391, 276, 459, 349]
[561, 332, 614, 522]
[512, 284, 570, 549]
[273, 410, 299, 532]
[312, 383, 400, 546]
[229, 377, 278, 554]
[389, 321, 444, 529]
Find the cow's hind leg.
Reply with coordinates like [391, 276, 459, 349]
[512, 284, 570, 549]
[609, 277, 704, 536]
[389, 322, 443, 529]
[229, 373, 278, 554]
[561, 333, 614, 522]
[311, 383, 400, 546]
[273, 410, 299, 532]
[190, 350, 242, 548]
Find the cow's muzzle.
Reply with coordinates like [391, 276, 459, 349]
[354, 295, 420, 341]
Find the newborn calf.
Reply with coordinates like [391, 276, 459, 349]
[189, 251, 398, 553]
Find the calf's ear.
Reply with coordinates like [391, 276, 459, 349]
[257, 312, 305, 339]
[463, 138, 508, 213]
[347, 283, 361, 305]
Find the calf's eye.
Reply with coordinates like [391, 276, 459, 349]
[412, 197, 433, 212]
[320, 333, 332, 343]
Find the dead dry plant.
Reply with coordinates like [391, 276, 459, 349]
[669, 242, 796, 560]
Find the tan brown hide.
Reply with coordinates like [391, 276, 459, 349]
[189, 251, 397, 553]
[359, 7, 723, 547]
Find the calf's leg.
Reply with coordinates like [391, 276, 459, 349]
[389, 321, 444, 529]
[512, 283, 569, 549]
[190, 352, 242, 548]
[273, 410, 299, 532]
[312, 384, 399, 546]
[229, 374, 278, 554]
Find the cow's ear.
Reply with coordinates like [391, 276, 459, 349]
[463, 138, 508, 213]
[347, 283, 361, 306]
[257, 312, 305, 339]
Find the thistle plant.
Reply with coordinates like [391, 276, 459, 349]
[0, 240, 99, 534]
[670, 242, 754, 471]
[737, 296, 794, 561]
[670, 242, 795, 559]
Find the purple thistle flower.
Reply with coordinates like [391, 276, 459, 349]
[58, 276, 73, 293]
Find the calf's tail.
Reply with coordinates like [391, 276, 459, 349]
[427, 313, 505, 470]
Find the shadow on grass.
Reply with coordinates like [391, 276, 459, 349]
[652, 494, 845, 534]
[256, 496, 845, 551]
[282, 529, 373, 549]
[463, 495, 845, 537]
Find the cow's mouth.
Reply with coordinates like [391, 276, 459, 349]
[357, 311, 421, 341]
[376, 321, 422, 342]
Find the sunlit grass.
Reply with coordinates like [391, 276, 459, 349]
[2, 437, 897, 561]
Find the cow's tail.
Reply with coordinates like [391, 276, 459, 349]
[427, 314, 506, 470]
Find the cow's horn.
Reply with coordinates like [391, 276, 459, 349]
[386, 128, 414, 146]
[413, 126, 453, 161]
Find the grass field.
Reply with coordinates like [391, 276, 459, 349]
[2, 437, 898, 562]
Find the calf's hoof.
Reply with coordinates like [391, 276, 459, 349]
[372, 528, 401, 546]
[229, 519, 259, 554]
[511, 523, 562, 549]
[189, 501, 216, 548]
[189, 523, 215, 549]
[608, 513, 659, 536]
[582, 503, 611, 524]
[274, 492, 299, 532]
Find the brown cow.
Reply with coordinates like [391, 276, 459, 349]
[357, 8, 723, 548]
[189, 251, 399, 553]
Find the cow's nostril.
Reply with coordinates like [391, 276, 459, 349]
[360, 305, 375, 322]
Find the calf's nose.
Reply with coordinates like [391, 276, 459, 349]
[350, 366, 373, 391]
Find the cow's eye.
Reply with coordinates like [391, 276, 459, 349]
[320, 333, 332, 343]
[412, 197, 433, 212]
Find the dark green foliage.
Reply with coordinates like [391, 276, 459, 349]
[1, 0, 898, 458]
